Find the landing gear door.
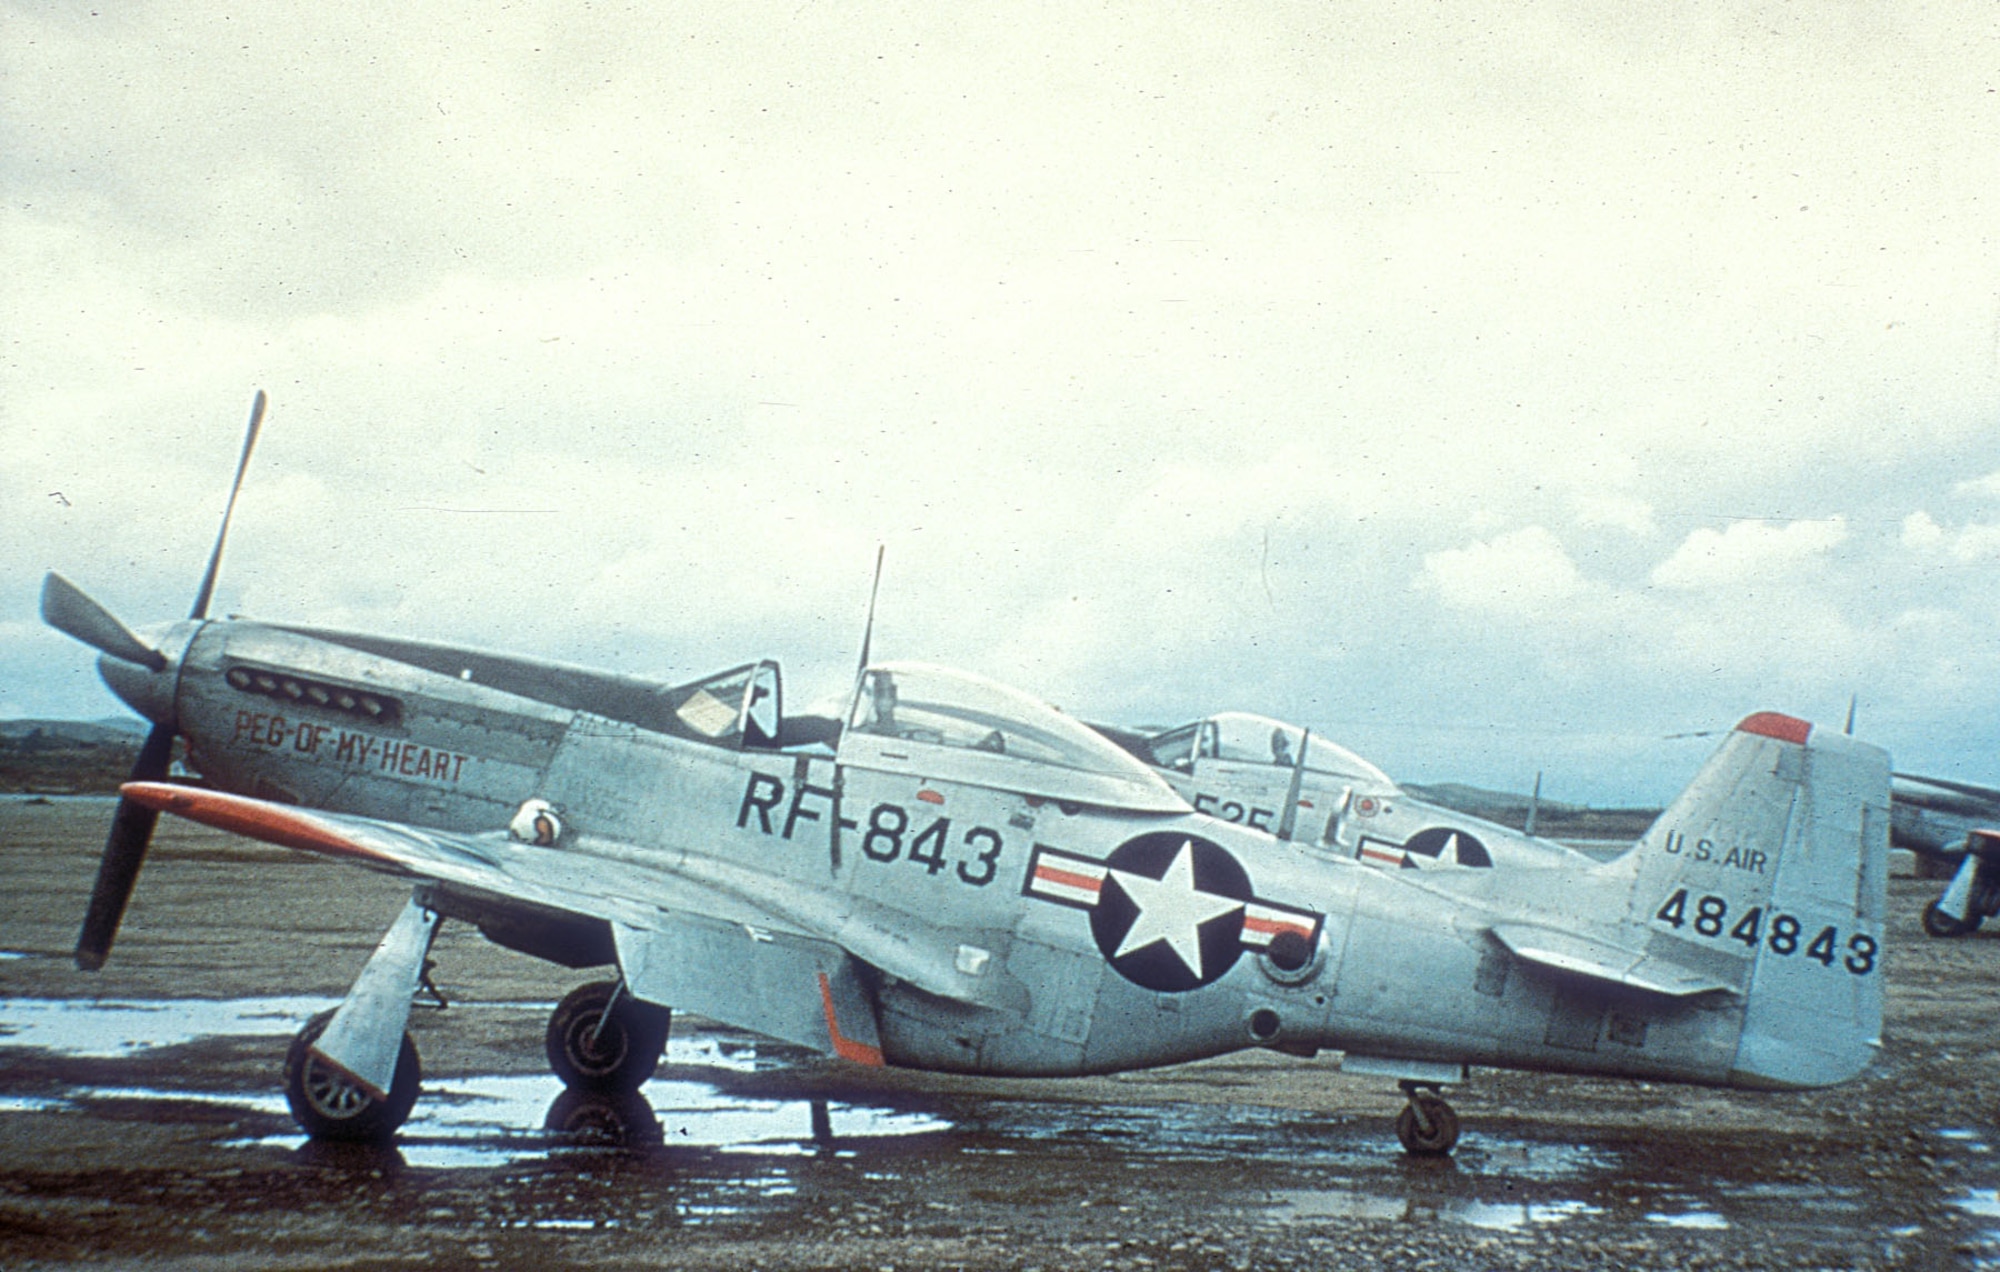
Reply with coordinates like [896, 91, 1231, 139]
[738, 660, 782, 750]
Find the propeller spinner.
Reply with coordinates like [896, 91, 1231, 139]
[50, 390, 268, 970]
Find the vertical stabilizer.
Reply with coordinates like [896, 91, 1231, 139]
[1621, 713, 1889, 1088]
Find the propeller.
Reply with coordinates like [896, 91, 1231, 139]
[188, 389, 265, 622]
[69, 389, 268, 971]
[40, 573, 165, 670]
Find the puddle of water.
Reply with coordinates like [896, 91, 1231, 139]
[0, 995, 950, 1172]
[1943, 1128, 1995, 1154]
[1645, 1209, 1730, 1230]
[0, 996, 337, 1057]
[1273, 1188, 1600, 1231]
[1958, 1189, 2000, 1219]
[209, 1071, 952, 1171]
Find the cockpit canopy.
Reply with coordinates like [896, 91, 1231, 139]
[1141, 711, 1396, 788]
[840, 662, 1189, 813]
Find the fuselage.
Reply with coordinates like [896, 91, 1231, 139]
[102, 616, 1766, 1090]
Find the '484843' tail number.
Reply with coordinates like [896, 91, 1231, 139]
[1653, 888, 1877, 975]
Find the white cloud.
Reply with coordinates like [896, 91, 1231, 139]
[1952, 524, 2000, 563]
[1954, 471, 2000, 499]
[1418, 527, 1588, 617]
[1650, 518, 1849, 591]
[1902, 510, 1945, 549]
[1898, 511, 2000, 564]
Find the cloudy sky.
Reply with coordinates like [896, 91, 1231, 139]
[5, 1, 1998, 803]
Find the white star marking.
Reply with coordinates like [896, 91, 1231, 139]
[1107, 840, 1245, 979]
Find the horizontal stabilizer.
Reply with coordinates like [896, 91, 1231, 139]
[1490, 923, 1740, 998]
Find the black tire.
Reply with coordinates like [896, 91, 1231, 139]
[284, 1009, 420, 1142]
[544, 1087, 664, 1149]
[545, 981, 671, 1093]
[1394, 1094, 1460, 1156]
[1923, 901, 1977, 939]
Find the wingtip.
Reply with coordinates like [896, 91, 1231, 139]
[1735, 712, 1813, 745]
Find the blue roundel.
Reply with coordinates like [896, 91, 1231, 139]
[1403, 827, 1491, 868]
[1088, 832, 1252, 992]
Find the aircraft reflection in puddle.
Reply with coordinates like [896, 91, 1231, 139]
[0, 994, 946, 1169]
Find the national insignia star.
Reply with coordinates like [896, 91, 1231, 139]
[1107, 839, 1244, 978]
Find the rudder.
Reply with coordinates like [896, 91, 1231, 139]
[1620, 712, 1889, 1089]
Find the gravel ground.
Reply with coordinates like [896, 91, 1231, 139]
[1, 797, 1995, 1270]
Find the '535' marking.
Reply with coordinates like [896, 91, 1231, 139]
[1653, 888, 1877, 975]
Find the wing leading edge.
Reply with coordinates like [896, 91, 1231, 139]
[119, 782, 927, 1067]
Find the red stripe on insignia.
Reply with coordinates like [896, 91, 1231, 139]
[1359, 845, 1403, 865]
[1035, 864, 1104, 894]
[1244, 914, 1313, 938]
[817, 972, 884, 1067]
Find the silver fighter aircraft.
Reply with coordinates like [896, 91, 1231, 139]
[1886, 772, 2000, 937]
[39, 396, 1893, 1156]
[1095, 712, 1599, 872]
[1918, 823, 2000, 938]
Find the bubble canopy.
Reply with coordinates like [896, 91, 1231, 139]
[1143, 711, 1396, 787]
[840, 662, 1189, 813]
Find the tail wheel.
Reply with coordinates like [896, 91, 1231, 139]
[284, 1010, 420, 1142]
[1394, 1092, 1460, 1156]
[1922, 901, 1978, 939]
[545, 981, 671, 1093]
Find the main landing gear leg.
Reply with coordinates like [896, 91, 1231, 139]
[284, 892, 440, 1141]
[1924, 841, 1994, 938]
[1394, 1080, 1461, 1156]
[546, 979, 672, 1093]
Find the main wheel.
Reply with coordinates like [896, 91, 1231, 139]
[284, 1010, 420, 1142]
[545, 981, 671, 1093]
[1394, 1093, 1460, 1156]
[1923, 901, 1978, 938]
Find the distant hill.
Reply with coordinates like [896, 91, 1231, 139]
[0, 718, 146, 745]
[0, 718, 146, 794]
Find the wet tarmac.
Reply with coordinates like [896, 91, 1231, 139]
[3, 798, 1998, 1269]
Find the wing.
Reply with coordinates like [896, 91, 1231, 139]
[120, 781, 1021, 1062]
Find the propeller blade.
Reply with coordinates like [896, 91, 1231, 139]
[40, 573, 165, 670]
[187, 389, 267, 621]
[74, 721, 176, 970]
